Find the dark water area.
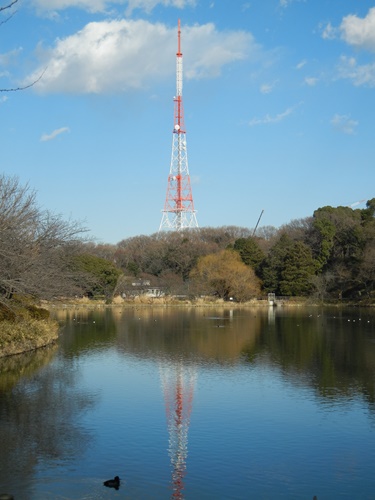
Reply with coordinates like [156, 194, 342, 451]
[1, 306, 375, 499]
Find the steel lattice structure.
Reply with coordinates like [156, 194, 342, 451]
[160, 360, 197, 498]
[159, 20, 198, 232]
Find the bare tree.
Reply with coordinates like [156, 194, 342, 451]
[0, 175, 88, 312]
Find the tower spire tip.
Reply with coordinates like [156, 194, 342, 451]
[177, 19, 181, 56]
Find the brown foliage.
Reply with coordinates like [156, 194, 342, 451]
[190, 250, 261, 302]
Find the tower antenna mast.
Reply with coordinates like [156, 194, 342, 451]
[159, 20, 199, 232]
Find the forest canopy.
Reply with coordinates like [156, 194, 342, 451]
[87, 197, 375, 302]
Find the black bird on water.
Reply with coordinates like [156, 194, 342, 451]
[103, 476, 120, 490]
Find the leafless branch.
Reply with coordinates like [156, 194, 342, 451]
[0, 8, 16, 25]
[0, 0, 17, 13]
[0, 1, 18, 27]
[0, 67, 47, 92]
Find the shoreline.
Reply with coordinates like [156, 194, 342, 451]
[43, 296, 375, 309]
[1, 297, 373, 358]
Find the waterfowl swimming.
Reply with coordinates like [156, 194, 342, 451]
[103, 476, 120, 490]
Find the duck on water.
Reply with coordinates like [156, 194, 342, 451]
[103, 476, 120, 490]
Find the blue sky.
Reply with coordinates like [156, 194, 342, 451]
[1, 0, 375, 243]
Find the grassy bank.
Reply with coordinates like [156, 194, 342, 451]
[44, 295, 375, 310]
[44, 296, 271, 308]
[0, 319, 59, 358]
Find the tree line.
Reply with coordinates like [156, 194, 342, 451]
[1, 174, 374, 314]
[87, 197, 375, 303]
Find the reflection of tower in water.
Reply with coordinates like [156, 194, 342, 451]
[160, 360, 197, 499]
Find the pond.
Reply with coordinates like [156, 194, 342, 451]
[0, 306, 375, 499]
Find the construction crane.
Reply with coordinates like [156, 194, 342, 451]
[348, 199, 366, 208]
[252, 209, 264, 237]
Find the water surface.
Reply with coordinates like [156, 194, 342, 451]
[1, 306, 374, 499]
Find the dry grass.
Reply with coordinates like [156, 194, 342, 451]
[0, 319, 59, 358]
[44, 295, 270, 309]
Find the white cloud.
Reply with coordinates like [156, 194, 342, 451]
[260, 83, 272, 94]
[25, 20, 257, 94]
[0, 48, 23, 66]
[331, 114, 358, 135]
[40, 126, 70, 141]
[322, 9, 375, 87]
[184, 23, 258, 80]
[0, 96, 9, 104]
[321, 22, 337, 40]
[279, 0, 305, 9]
[260, 80, 278, 94]
[337, 55, 375, 87]
[126, 0, 196, 15]
[340, 7, 375, 52]
[32, 0, 120, 13]
[296, 59, 306, 70]
[304, 76, 318, 86]
[31, 0, 196, 14]
[322, 7, 375, 50]
[248, 106, 295, 126]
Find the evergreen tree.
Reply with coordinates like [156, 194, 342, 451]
[73, 254, 122, 299]
[233, 237, 265, 273]
[280, 241, 316, 296]
[260, 233, 294, 294]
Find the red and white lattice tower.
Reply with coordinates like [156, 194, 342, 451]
[160, 360, 197, 498]
[159, 20, 199, 232]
